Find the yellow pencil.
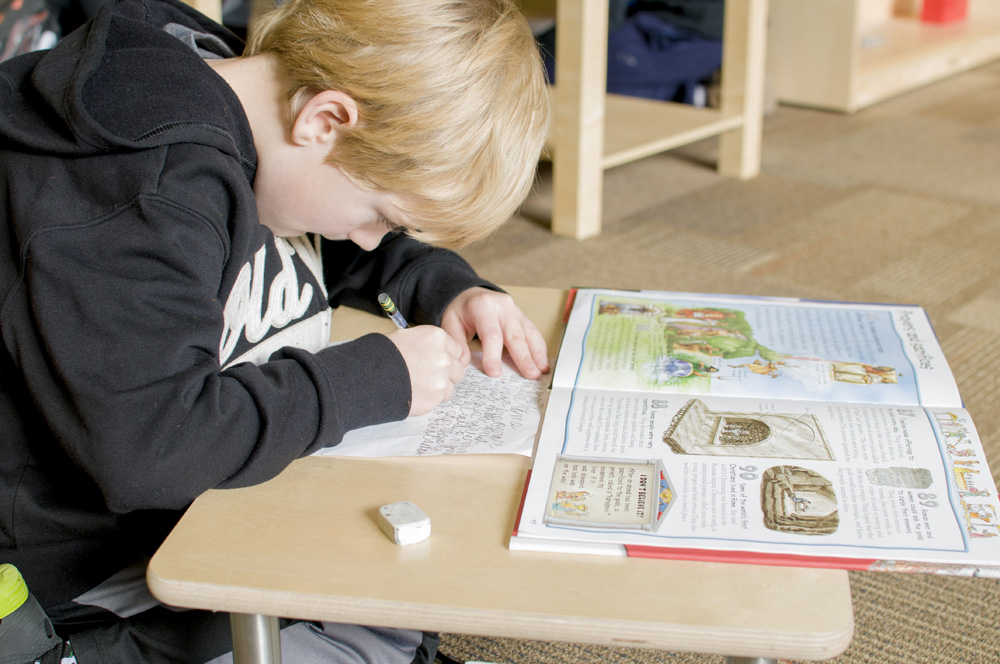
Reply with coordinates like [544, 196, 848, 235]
[377, 292, 409, 329]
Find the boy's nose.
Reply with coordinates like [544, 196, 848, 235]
[348, 224, 389, 251]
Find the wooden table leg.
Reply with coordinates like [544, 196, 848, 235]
[179, 0, 222, 23]
[717, 0, 768, 179]
[230, 613, 282, 664]
[551, 0, 608, 240]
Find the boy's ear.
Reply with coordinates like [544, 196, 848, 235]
[290, 90, 358, 147]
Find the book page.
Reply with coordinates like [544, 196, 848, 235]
[552, 289, 961, 407]
[314, 353, 551, 458]
[513, 388, 1000, 573]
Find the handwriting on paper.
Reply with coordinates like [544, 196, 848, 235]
[314, 353, 551, 458]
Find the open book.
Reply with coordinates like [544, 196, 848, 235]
[510, 288, 1000, 576]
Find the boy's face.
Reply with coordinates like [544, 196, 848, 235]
[254, 155, 409, 251]
[250, 86, 414, 251]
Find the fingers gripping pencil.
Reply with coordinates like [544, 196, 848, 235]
[378, 292, 409, 329]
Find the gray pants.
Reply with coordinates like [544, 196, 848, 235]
[48, 561, 431, 664]
[206, 623, 426, 664]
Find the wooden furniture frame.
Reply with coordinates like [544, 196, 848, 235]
[549, 0, 769, 239]
[182, 0, 221, 23]
[147, 287, 854, 664]
[768, 0, 1000, 113]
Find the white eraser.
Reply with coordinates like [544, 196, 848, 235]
[378, 501, 431, 545]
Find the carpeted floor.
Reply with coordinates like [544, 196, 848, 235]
[440, 60, 1000, 664]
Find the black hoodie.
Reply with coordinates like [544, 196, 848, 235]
[0, 0, 490, 608]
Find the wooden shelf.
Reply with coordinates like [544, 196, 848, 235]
[544, 94, 746, 169]
[769, 0, 1000, 113]
[602, 96, 745, 169]
[547, 0, 769, 239]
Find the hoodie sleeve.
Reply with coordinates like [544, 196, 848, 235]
[321, 234, 501, 325]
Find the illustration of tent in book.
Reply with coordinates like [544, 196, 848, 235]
[544, 455, 674, 532]
[662, 399, 834, 460]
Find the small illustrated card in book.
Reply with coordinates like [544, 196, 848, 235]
[510, 288, 1000, 576]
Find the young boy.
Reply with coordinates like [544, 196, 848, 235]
[0, 0, 550, 660]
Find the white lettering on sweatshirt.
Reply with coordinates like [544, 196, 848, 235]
[219, 236, 326, 367]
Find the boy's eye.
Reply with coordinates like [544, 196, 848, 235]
[379, 214, 406, 234]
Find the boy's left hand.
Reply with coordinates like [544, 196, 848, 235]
[440, 287, 549, 379]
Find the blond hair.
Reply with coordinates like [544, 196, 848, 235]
[244, 0, 549, 248]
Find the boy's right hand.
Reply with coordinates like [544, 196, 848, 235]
[387, 326, 466, 416]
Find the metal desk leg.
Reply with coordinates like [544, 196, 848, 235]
[728, 657, 778, 664]
[230, 613, 282, 664]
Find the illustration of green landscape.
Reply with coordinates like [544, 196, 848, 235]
[591, 297, 900, 394]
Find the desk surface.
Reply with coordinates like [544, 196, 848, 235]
[147, 286, 854, 661]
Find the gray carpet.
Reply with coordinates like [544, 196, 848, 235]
[441, 60, 1000, 664]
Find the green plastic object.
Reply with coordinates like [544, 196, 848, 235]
[0, 564, 29, 621]
[0, 563, 62, 663]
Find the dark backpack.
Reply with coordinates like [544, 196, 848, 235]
[537, 4, 722, 105]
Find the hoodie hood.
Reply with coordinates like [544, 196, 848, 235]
[0, 0, 253, 173]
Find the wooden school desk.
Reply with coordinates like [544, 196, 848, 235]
[147, 286, 855, 664]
